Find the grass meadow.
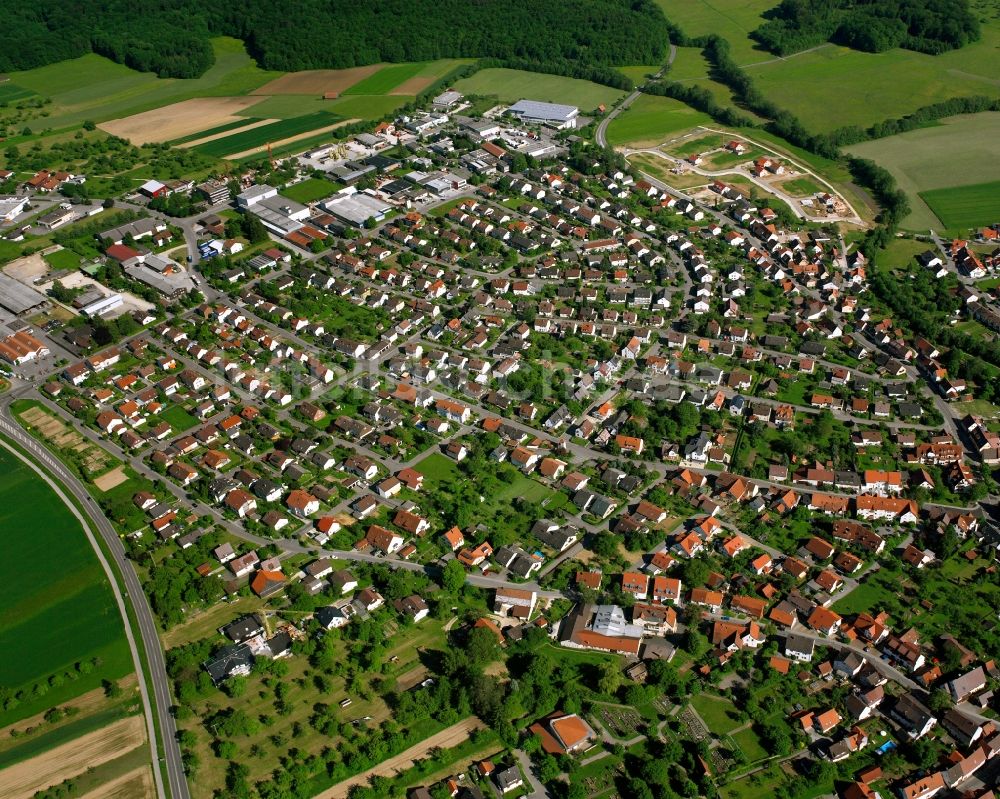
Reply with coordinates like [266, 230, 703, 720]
[0, 448, 131, 725]
[606, 94, 712, 147]
[453, 68, 625, 110]
[921, 181, 1000, 230]
[846, 113, 1000, 230]
[744, 5, 1000, 133]
[11, 37, 281, 133]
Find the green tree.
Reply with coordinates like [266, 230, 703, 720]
[440, 558, 466, 594]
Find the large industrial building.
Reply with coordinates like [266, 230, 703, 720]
[506, 99, 580, 129]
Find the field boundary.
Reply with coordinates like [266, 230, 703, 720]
[224, 117, 359, 160]
[0, 431, 164, 799]
[314, 717, 486, 799]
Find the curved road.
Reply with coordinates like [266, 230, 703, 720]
[0, 405, 189, 799]
[595, 43, 676, 148]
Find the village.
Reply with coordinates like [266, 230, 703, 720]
[2, 89, 1000, 799]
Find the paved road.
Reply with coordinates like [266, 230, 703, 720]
[0, 408, 189, 799]
[595, 43, 676, 148]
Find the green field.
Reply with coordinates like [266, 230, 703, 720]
[0, 83, 37, 102]
[194, 111, 343, 157]
[618, 65, 660, 85]
[780, 176, 825, 197]
[744, 11, 1000, 134]
[731, 726, 768, 762]
[168, 117, 264, 145]
[846, 113, 1000, 230]
[0, 447, 131, 724]
[606, 94, 712, 147]
[281, 177, 341, 204]
[326, 93, 412, 120]
[690, 693, 743, 735]
[11, 37, 281, 133]
[453, 68, 625, 110]
[656, 0, 775, 66]
[42, 248, 84, 270]
[921, 181, 1000, 230]
[414, 452, 462, 487]
[158, 404, 199, 433]
[343, 63, 426, 95]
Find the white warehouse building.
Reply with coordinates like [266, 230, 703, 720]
[506, 99, 579, 129]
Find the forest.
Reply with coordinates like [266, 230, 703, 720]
[0, 0, 671, 79]
[753, 0, 980, 56]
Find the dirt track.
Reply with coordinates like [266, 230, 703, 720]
[0, 715, 146, 799]
[313, 717, 485, 799]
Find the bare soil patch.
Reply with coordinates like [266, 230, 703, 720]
[0, 715, 146, 799]
[99, 97, 266, 145]
[314, 717, 485, 799]
[3, 254, 48, 283]
[93, 466, 128, 492]
[178, 117, 280, 149]
[389, 76, 435, 96]
[19, 406, 111, 474]
[223, 118, 359, 160]
[79, 766, 154, 799]
[252, 66, 384, 96]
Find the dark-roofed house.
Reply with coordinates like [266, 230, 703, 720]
[203, 644, 254, 685]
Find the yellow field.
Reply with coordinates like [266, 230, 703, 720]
[99, 97, 267, 144]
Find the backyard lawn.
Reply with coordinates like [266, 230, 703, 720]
[690, 693, 743, 735]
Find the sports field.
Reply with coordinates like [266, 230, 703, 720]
[846, 113, 1000, 230]
[453, 68, 625, 110]
[921, 181, 1000, 230]
[0, 447, 131, 725]
[606, 94, 712, 147]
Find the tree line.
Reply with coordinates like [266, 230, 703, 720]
[0, 0, 671, 79]
[753, 0, 980, 56]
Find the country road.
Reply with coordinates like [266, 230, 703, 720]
[0, 408, 189, 799]
[595, 43, 676, 148]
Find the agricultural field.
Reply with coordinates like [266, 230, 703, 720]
[666, 46, 764, 122]
[100, 96, 268, 145]
[0, 448, 132, 727]
[453, 68, 625, 111]
[606, 94, 712, 147]
[9, 37, 281, 133]
[192, 112, 345, 158]
[343, 60, 465, 97]
[656, 0, 776, 65]
[846, 113, 1000, 231]
[921, 180, 1000, 230]
[744, 11, 1000, 134]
